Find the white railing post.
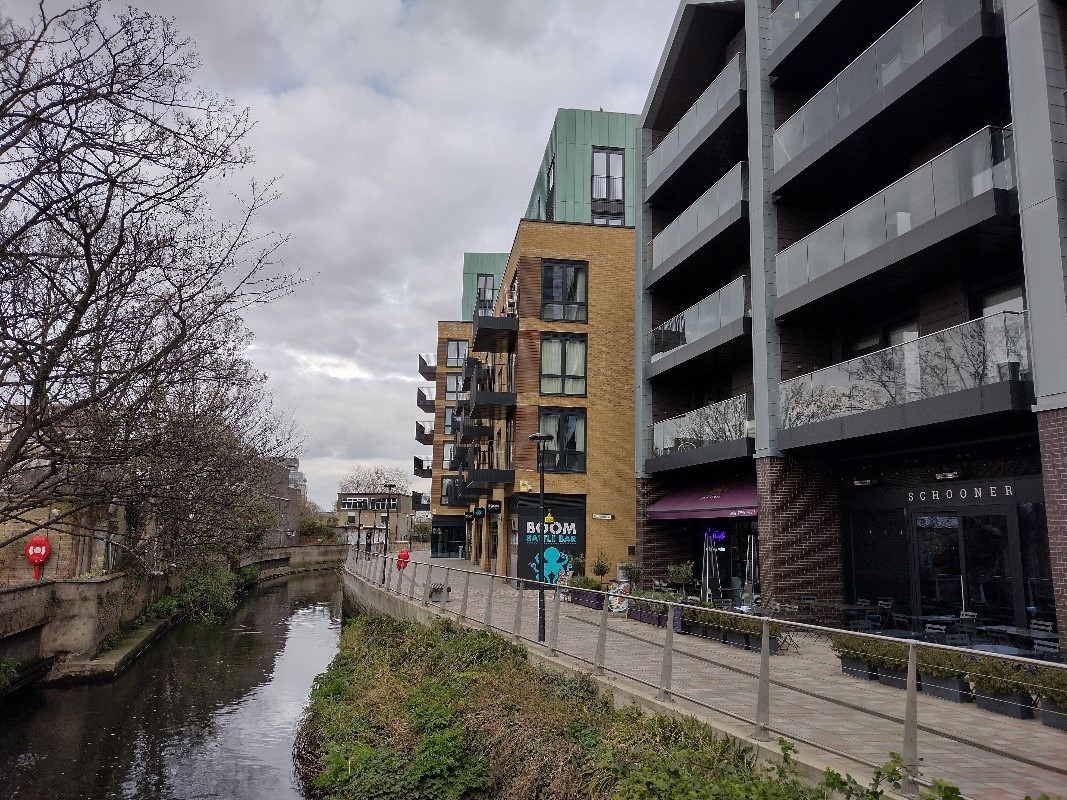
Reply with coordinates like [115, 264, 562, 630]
[459, 570, 470, 623]
[408, 562, 419, 599]
[422, 564, 434, 606]
[442, 568, 451, 606]
[548, 585, 561, 656]
[594, 595, 609, 676]
[658, 603, 675, 700]
[753, 617, 771, 740]
[902, 640, 920, 797]
[484, 575, 494, 628]
[513, 581, 524, 641]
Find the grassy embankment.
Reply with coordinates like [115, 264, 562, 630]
[296, 616, 962, 800]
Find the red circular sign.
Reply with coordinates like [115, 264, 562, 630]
[25, 536, 51, 565]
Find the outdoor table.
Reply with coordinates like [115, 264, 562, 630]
[968, 643, 1029, 656]
[979, 624, 1059, 643]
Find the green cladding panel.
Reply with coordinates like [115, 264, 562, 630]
[525, 108, 640, 226]
[461, 252, 509, 321]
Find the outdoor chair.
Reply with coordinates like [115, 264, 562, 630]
[923, 623, 947, 644]
[848, 619, 874, 632]
[1033, 640, 1061, 660]
[944, 633, 971, 647]
[713, 598, 733, 610]
[865, 612, 885, 630]
[652, 579, 669, 593]
[856, 598, 871, 607]
[1031, 620, 1054, 634]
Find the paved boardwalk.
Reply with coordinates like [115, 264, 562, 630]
[350, 552, 1067, 800]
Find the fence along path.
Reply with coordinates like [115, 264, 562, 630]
[347, 550, 1067, 800]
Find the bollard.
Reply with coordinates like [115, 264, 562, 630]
[901, 640, 920, 797]
[753, 617, 771, 740]
[442, 568, 451, 606]
[658, 603, 675, 700]
[513, 580, 524, 641]
[484, 574, 495, 628]
[547, 585, 561, 656]
[593, 595, 609, 676]
[422, 564, 434, 606]
[459, 570, 470, 624]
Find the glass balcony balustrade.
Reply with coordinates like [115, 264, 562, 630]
[649, 394, 751, 457]
[779, 310, 1029, 429]
[769, 0, 829, 53]
[775, 125, 1014, 296]
[649, 276, 746, 362]
[773, 0, 999, 172]
[646, 55, 743, 188]
[651, 162, 746, 271]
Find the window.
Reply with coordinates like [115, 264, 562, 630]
[541, 260, 588, 321]
[446, 374, 465, 401]
[371, 497, 398, 511]
[592, 215, 624, 226]
[340, 497, 368, 510]
[443, 443, 456, 466]
[539, 408, 587, 473]
[592, 148, 624, 201]
[546, 157, 555, 222]
[441, 475, 462, 505]
[848, 319, 918, 357]
[444, 407, 456, 435]
[541, 334, 587, 395]
[475, 274, 496, 315]
[979, 284, 1024, 317]
[446, 339, 468, 367]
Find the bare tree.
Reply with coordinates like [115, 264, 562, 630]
[339, 466, 411, 495]
[0, 3, 296, 573]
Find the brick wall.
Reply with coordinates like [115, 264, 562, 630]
[756, 456, 843, 605]
[1037, 408, 1067, 646]
[635, 477, 691, 588]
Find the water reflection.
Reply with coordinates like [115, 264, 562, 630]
[0, 571, 342, 800]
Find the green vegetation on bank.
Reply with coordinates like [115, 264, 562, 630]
[0, 657, 18, 689]
[296, 617, 961, 800]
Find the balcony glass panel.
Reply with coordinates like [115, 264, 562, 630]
[649, 394, 751, 457]
[779, 311, 1029, 429]
[647, 55, 742, 187]
[773, 0, 995, 172]
[649, 276, 746, 362]
[775, 126, 1014, 296]
[651, 162, 746, 271]
[769, 0, 828, 52]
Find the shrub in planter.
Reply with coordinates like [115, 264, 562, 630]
[867, 639, 913, 690]
[729, 615, 782, 654]
[619, 561, 643, 588]
[917, 646, 972, 703]
[568, 575, 604, 610]
[830, 634, 878, 681]
[967, 657, 1035, 720]
[1032, 666, 1067, 731]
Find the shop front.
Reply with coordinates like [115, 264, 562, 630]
[430, 514, 465, 558]
[842, 476, 1055, 630]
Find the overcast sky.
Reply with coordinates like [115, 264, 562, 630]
[6, 0, 678, 507]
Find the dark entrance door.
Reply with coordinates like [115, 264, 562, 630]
[911, 509, 1024, 627]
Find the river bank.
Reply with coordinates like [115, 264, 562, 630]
[296, 616, 924, 800]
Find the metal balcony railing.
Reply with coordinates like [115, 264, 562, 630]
[769, 0, 830, 53]
[649, 395, 751, 457]
[776, 125, 1015, 296]
[649, 276, 746, 362]
[415, 420, 434, 445]
[416, 386, 436, 411]
[418, 352, 437, 379]
[647, 54, 744, 187]
[773, 0, 999, 172]
[652, 162, 746, 271]
[779, 310, 1029, 429]
[591, 175, 624, 202]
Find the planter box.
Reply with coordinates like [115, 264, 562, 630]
[840, 658, 878, 681]
[1040, 701, 1067, 731]
[878, 668, 916, 691]
[673, 613, 686, 634]
[687, 621, 705, 638]
[705, 626, 725, 643]
[571, 590, 604, 610]
[753, 637, 780, 655]
[654, 613, 667, 628]
[724, 630, 748, 649]
[974, 690, 1034, 719]
[921, 675, 972, 703]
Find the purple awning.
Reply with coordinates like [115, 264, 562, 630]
[646, 478, 758, 520]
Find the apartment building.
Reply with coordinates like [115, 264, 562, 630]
[417, 253, 508, 558]
[636, 0, 1062, 636]
[335, 490, 413, 552]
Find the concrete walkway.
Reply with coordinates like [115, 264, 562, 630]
[352, 551, 1067, 800]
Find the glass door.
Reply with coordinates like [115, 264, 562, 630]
[915, 514, 963, 618]
[960, 514, 1016, 626]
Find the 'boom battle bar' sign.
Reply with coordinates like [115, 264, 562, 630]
[517, 502, 585, 584]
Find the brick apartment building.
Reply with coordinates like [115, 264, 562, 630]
[419, 108, 640, 583]
[635, 0, 1063, 638]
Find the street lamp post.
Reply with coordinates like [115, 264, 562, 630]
[528, 432, 554, 643]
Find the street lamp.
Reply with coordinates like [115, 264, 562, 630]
[528, 431, 554, 643]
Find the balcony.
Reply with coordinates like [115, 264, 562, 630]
[418, 353, 437, 380]
[469, 363, 515, 419]
[775, 126, 1015, 319]
[466, 445, 514, 488]
[415, 420, 434, 446]
[769, 0, 832, 55]
[457, 414, 491, 443]
[646, 55, 744, 198]
[646, 395, 753, 472]
[449, 444, 470, 471]
[416, 386, 436, 412]
[778, 311, 1032, 449]
[413, 456, 432, 479]
[648, 163, 747, 289]
[772, 0, 1002, 191]
[460, 356, 480, 390]
[647, 276, 748, 379]
[472, 312, 518, 353]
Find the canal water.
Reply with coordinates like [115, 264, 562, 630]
[0, 570, 342, 800]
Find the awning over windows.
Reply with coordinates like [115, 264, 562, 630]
[646, 477, 758, 520]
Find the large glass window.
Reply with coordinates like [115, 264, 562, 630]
[541, 260, 588, 321]
[1019, 503, 1055, 630]
[446, 339, 468, 367]
[540, 334, 587, 395]
[445, 374, 465, 401]
[440, 476, 461, 505]
[592, 148, 624, 201]
[979, 284, 1024, 317]
[475, 274, 496, 315]
[539, 408, 586, 473]
[443, 407, 456, 435]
